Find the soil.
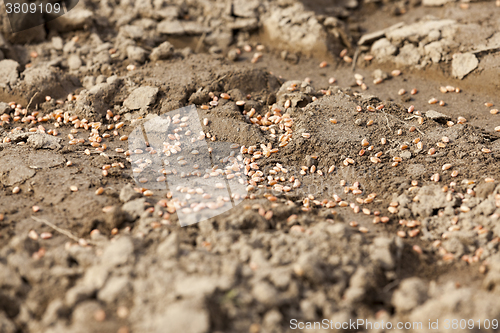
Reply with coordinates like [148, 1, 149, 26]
[1, 0, 500, 332]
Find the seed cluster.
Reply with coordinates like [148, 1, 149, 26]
[1, 68, 498, 262]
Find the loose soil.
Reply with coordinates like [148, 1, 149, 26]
[1, 0, 500, 332]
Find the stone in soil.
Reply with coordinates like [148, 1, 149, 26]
[452, 52, 479, 79]
[150, 41, 175, 62]
[0, 102, 10, 114]
[26, 133, 62, 150]
[425, 110, 452, 123]
[0, 60, 20, 88]
[47, 8, 93, 32]
[75, 76, 122, 119]
[123, 86, 159, 111]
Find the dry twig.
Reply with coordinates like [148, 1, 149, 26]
[32, 216, 94, 245]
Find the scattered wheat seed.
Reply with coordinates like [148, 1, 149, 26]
[442, 164, 452, 170]
[460, 205, 471, 213]
[391, 69, 401, 76]
[388, 206, 398, 214]
[28, 230, 39, 240]
[12, 186, 20, 194]
[490, 109, 499, 115]
[380, 216, 389, 223]
[482, 148, 491, 153]
[431, 173, 440, 182]
[40, 232, 53, 240]
[343, 56, 353, 63]
[70, 186, 78, 192]
[408, 229, 420, 238]
[319, 61, 328, 68]
[398, 89, 406, 95]
[485, 102, 494, 107]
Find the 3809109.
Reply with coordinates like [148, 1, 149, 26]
[5, 2, 62, 14]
